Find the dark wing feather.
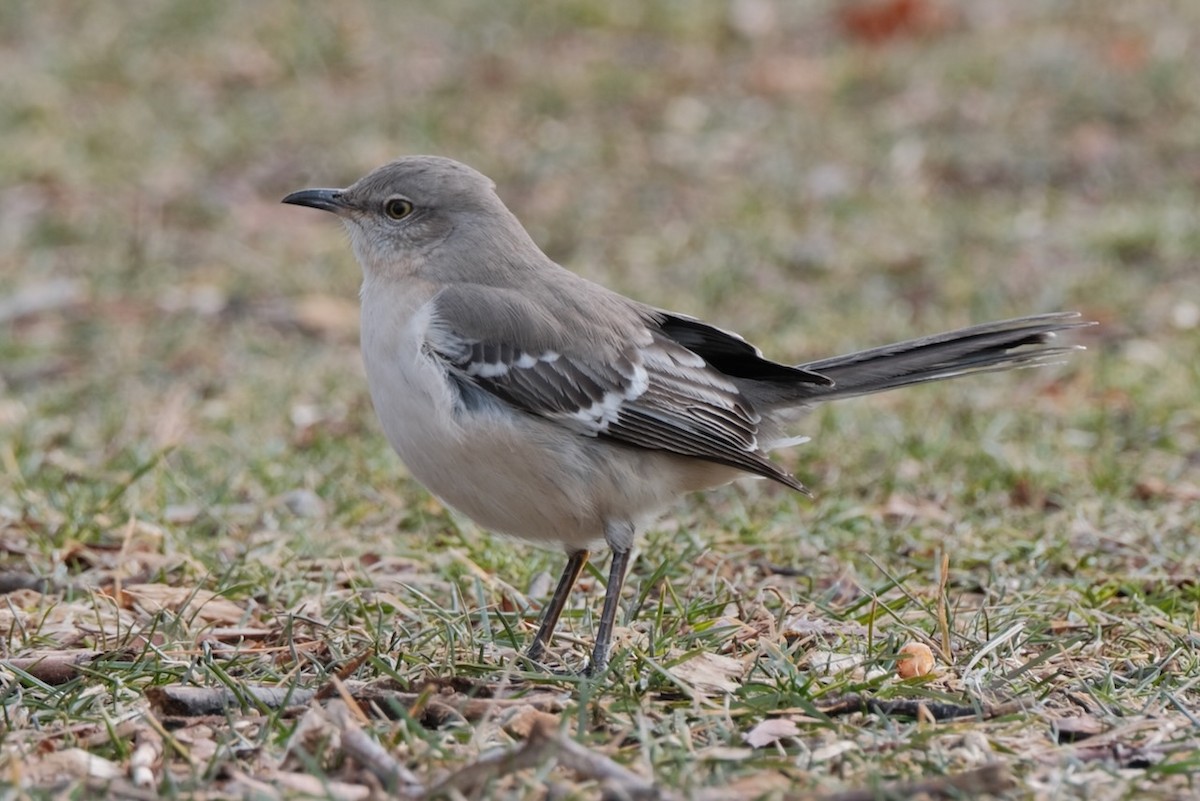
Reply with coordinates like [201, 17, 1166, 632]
[425, 293, 804, 490]
[657, 313, 832, 385]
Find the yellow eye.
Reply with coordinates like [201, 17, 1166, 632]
[384, 198, 414, 220]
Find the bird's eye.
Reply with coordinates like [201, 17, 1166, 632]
[384, 198, 414, 220]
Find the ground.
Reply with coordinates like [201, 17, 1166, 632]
[1, 1, 1198, 799]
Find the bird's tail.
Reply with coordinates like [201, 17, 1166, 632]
[791, 312, 1092, 402]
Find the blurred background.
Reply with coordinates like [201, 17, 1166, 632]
[4, 4, 1199, 793]
[1, 0, 1197, 575]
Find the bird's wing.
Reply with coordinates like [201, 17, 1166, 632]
[425, 284, 806, 490]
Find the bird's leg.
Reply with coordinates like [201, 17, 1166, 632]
[525, 549, 589, 664]
[587, 546, 632, 677]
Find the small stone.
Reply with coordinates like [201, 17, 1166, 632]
[282, 489, 325, 518]
[897, 642, 935, 678]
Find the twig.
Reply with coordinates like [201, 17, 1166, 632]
[552, 730, 661, 800]
[35, 712, 142, 750]
[0, 278, 85, 324]
[146, 684, 315, 716]
[330, 675, 371, 725]
[145, 680, 562, 723]
[936, 548, 952, 662]
[129, 724, 163, 788]
[424, 731, 559, 798]
[0, 571, 51, 594]
[270, 769, 375, 801]
[314, 649, 374, 701]
[1038, 718, 1173, 766]
[809, 763, 1013, 801]
[427, 716, 665, 800]
[83, 777, 163, 801]
[140, 708, 194, 765]
[327, 700, 423, 795]
[2, 650, 121, 686]
[158, 713, 270, 730]
[816, 694, 1027, 721]
[360, 687, 566, 722]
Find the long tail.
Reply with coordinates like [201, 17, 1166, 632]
[793, 312, 1092, 402]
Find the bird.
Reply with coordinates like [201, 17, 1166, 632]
[282, 155, 1089, 676]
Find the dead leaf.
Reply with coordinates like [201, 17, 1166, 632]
[0, 597, 134, 650]
[172, 723, 220, 763]
[503, 706, 561, 739]
[782, 614, 867, 640]
[837, 0, 952, 45]
[744, 717, 800, 748]
[701, 769, 794, 797]
[129, 727, 163, 788]
[147, 684, 314, 716]
[1105, 34, 1148, 72]
[28, 748, 122, 783]
[119, 584, 248, 627]
[271, 772, 371, 800]
[745, 54, 830, 96]
[811, 739, 859, 763]
[0, 279, 86, 324]
[805, 650, 866, 676]
[1133, 478, 1200, 504]
[668, 652, 745, 695]
[1054, 716, 1106, 743]
[2, 650, 115, 685]
[880, 493, 953, 524]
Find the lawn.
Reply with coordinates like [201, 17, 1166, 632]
[1, 1, 1198, 798]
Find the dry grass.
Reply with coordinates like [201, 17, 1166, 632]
[1, 1, 1198, 798]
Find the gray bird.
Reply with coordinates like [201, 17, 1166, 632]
[283, 156, 1089, 676]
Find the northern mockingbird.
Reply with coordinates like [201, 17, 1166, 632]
[283, 156, 1089, 675]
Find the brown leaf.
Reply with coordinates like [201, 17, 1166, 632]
[1054, 716, 1107, 744]
[129, 726, 163, 788]
[119, 584, 248, 627]
[745, 54, 830, 97]
[269, 772, 372, 800]
[1049, 619, 1087, 635]
[147, 684, 315, 716]
[172, 723, 220, 763]
[668, 652, 745, 695]
[837, 0, 952, 45]
[1133, 478, 1200, 503]
[3, 650, 118, 685]
[782, 614, 867, 640]
[0, 597, 134, 650]
[880, 493, 953, 524]
[502, 706, 561, 740]
[29, 748, 122, 783]
[1105, 35, 1148, 71]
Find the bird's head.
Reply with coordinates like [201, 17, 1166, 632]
[283, 156, 529, 280]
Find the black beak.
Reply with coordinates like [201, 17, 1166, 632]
[281, 188, 348, 213]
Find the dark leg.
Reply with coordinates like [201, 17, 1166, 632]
[525, 549, 590, 663]
[587, 547, 632, 677]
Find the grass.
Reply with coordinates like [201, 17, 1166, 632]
[2, 0, 1198, 798]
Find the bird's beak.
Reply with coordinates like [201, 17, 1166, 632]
[281, 188, 349, 213]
